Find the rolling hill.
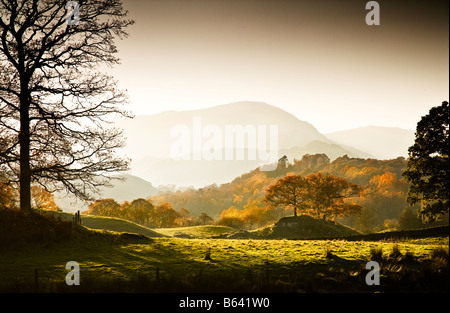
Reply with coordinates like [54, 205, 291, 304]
[155, 225, 237, 238]
[41, 210, 166, 238]
[78, 214, 166, 238]
[51, 210, 360, 240]
[227, 215, 360, 239]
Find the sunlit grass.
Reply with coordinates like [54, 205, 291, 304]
[1, 208, 448, 292]
[1, 235, 447, 292]
[155, 225, 237, 238]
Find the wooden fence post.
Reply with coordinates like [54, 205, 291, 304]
[34, 268, 38, 293]
[72, 210, 81, 231]
[204, 247, 211, 260]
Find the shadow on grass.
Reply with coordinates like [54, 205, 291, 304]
[1, 209, 448, 293]
[4, 251, 448, 293]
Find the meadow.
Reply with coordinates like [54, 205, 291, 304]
[0, 210, 448, 293]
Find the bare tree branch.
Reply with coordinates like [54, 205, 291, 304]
[0, 0, 135, 209]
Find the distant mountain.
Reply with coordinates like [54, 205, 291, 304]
[116, 101, 370, 187]
[97, 174, 158, 201]
[55, 174, 158, 213]
[325, 126, 415, 160]
[280, 140, 373, 161]
[117, 101, 330, 159]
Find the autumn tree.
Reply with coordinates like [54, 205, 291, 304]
[0, 0, 134, 211]
[217, 206, 245, 229]
[126, 198, 153, 225]
[347, 171, 411, 232]
[264, 174, 307, 217]
[403, 101, 449, 222]
[303, 173, 362, 220]
[85, 198, 120, 217]
[264, 173, 362, 220]
[30, 184, 59, 210]
[293, 154, 330, 171]
[0, 182, 17, 210]
[198, 212, 214, 225]
[152, 202, 180, 228]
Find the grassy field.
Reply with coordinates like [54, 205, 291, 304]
[156, 225, 237, 238]
[48, 211, 168, 238]
[0, 210, 448, 293]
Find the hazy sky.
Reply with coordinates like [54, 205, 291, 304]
[107, 0, 449, 133]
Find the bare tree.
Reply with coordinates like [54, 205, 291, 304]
[0, 0, 134, 211]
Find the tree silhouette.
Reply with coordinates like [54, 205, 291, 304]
[403, 101, 449, 222]
[0, 0, 134, 211]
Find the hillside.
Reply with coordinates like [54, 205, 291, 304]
[78, 214, 166, 238]
[42, 210, 166, 238]
[325, 126, 415, 160]
[55, 173, 158, 213]
[116, 101, 371, 187]
[50, 211, 237, 239]
[151, 154, 409, 222]
[227, 215, 360, 239]
[156, 225, 237, 238]
[118, 101, 331, 159]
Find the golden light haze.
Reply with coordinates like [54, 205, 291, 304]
[108, 0, 449, 133]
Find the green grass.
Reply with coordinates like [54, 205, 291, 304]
[241, 215, 361, 239]
[1, 232, 448, 292]
[1, 209, 448, 292]
[55, 211, 236, 239]
[52, 211, 167, 238]
[80, 215, 166, 238]
[156, 225, 237, 238]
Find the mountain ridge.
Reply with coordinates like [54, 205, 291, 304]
[54, 173, 158, 213]
[117, 101, 373, 187]
[325, 125, 415, 160]
[55, 101, 416, 212]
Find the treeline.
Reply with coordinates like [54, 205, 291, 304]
[150, 154, 448, 233]
[0, 181, 215, 229]
[83, 198, 212, 228]
[2, 153, 448, 233]
[0, 183, 59, 211]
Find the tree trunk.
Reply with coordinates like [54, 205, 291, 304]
[19, 80, 31, 212]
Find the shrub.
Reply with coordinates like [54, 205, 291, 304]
[324, 247, 334, 259]
[430, 246, 449, 271]
[369, 246, 383, 262]
[389, 244, 403, 260]
[431, 246, 449, 261]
